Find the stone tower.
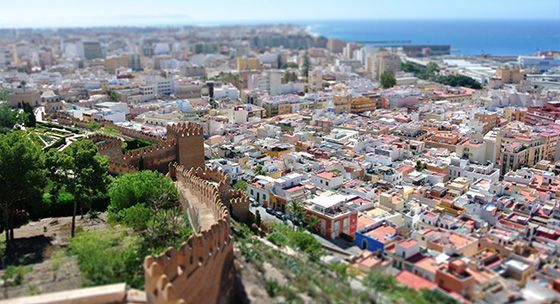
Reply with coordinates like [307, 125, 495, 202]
[167, 122, 205, 171]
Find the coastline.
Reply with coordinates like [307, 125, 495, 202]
[302, 19, 560, 56]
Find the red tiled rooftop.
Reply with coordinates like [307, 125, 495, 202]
[399, 239, 418, 248]
[395, 270, 437, 291]
[285, 185, 303, 192]
[365, 225, 397, 243]
[317, 171, 337, 179]
[357, 215, 375, 230]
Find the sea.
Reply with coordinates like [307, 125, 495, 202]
[305, 20, 560, 56]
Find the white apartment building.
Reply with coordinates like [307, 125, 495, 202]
[248, 70, 282, 96]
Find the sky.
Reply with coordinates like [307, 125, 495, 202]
[0, 0, 559, 28]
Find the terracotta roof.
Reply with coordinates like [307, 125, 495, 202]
[395, 270, 437, 291]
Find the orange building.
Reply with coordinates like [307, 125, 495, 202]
[351, 96, 376, 113]
[435, 260, 475, 299]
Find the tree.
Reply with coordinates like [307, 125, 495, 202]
[22, 103, 36, 127]
[415, 160, 425, 171]
[302, 52, 310, 79]
[255, 210, 262, 228]
[0, 131, 45, 245]
[138, 156, 145, 171]
[108, 90, 118, 102]
[140, 196, 191, 254]
[380, 71, 396, 89]
[254, 164, 266, 176]
[0, 105, 18, 133]
[56, 140, 109, 237]
[283, 71, 298, 83]
[305, 215, 319, 232]
[437, 74, 482, 89]
[108, 170, 178, 219]
[288, 200, 306, 227]
[85, 120, 100, 131]
[233, 179, 247, 191]
[0, 88, 8, 102]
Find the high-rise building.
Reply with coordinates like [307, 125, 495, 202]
[327, 39, 345, 54]
[308, 69, 323, 92]
[105, 55, 129, 73]
[367, 51, 401, 80]
[237, 57, 261, 72]
[82, 41, 103, 60]
[495, 68, 525, 84]
[248, 70, 282, 96]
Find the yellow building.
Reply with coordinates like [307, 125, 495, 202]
[474, 112, 499, 134]
[436, 200, 464, 217]
[496, 68, 525, 84]
[333, 95, 352, 114]
[277, 103, 293, 115]
[351, 96, 376, 113]
[105, 55, 129, 73]
[237, 57, 261, 72]
[496, 129, 546, 175]
[504, 107, 526, 122]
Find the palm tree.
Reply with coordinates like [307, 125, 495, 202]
[305, 215, 319, 233]
[254, 164, 265, 176]
[288, 200, 306, 228]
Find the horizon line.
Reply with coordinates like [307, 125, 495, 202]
[0, 17, 558, 30]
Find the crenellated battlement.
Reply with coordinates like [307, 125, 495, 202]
[122, 143, 175, 161]
[143, 163, 235, 304]
[97, 140, 122, 153]
[166, 122, 204, 139]
[108, 162, 137, 174]
[81, 120, 204, 174]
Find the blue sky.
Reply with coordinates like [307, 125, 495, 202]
[1, 0, 558, 28]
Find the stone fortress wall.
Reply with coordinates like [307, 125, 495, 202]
[51, 112, 251, 303]
[50, 112, 204, 175]
[143, 164, 248, 304]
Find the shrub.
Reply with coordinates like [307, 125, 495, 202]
[267, 223, 324, 261]
[2, 265, 31, 287]
[69, 229, 143, 287]
[120, 204, 152, 232]
[108, 170, 178, 218]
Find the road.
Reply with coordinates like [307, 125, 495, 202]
[249, 204, 294, 228]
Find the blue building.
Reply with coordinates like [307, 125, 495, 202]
[354, 223, 400, 253]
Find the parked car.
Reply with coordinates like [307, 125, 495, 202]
[275, 210, 287, 221]
[265, 207, 275, 215]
